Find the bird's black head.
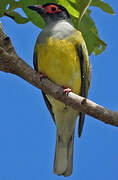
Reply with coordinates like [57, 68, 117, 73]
[28, 3, 71, 24]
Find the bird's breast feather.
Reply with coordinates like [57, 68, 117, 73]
[36, 34, 82, 94]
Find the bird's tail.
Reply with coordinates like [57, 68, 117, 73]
[53, 131, 74, 177]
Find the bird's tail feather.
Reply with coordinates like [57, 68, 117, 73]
[54, 132, 74, 177]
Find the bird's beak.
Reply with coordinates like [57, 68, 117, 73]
[28, 5, 45, 14]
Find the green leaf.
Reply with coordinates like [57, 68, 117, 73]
[58, 0, 79, 17]
[79, 10, 106, 55]
[21, 0, 57, 7]
[0, 0, 10, 17]
[0, 0, 22, 17]
[23, 7, 45, 28]
[77, 0, 93, 22]
[4, 11, 29, 24]
[90, 0, 114, 15]
[8, 1, 22, 11]
[85, 31, 106, 55]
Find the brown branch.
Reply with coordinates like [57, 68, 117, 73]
[0, 22, 118, 127]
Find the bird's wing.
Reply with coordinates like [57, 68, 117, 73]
[33, 42, 55, 122]
[76, 36, 91, 137]
[77, 44, 87, 137]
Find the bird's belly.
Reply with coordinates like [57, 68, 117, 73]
[38, 38, 81, 94]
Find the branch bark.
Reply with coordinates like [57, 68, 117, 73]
[0, 22, 118, 127]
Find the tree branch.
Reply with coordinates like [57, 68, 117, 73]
[0, 22, 118, 127]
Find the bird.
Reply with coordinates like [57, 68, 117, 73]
[28, 3, 91, 176]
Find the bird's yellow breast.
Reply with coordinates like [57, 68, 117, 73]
[36, 34, 82, 94]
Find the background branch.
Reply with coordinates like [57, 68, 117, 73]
[0, 22, 118, 127]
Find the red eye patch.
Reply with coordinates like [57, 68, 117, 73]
[44, 5, 61, 14]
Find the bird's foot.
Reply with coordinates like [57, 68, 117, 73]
[63, 86, 72, 95]
[38, 70, 47, 80]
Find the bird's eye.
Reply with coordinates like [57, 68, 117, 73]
[51, 7, 57, 12]
[45, 5, 61, 14]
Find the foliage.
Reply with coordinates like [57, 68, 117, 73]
[0, 0, 114, 56]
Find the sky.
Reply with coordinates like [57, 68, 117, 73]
[0, 1, 118, 180]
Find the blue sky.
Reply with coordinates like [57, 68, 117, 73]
[0, 1, 118, 179]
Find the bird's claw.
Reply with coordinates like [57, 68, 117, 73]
[63, 87, 72, 95]
[38, 70, 47, 80]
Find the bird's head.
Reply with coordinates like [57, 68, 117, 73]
[28, 3, 71, 25]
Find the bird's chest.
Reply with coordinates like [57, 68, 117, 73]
[37, 37, 81, 94]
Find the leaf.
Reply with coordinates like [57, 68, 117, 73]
[23, 7, 45, 28]
[8, 1, 22, 11]
[77, 0, 93, 22]
[21, 0, 57, 7]
[70, 7, 107, 55]
[4, 11, 29, 24]
[0, 0, 10, 17]
[0, 0, 22, 17]
[90, 0, 114, 15]
[85, 31, 106, 55]
[79, 10, 106, 55]
[67, 0, 92, 21]
[58, 0, 79, 17]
